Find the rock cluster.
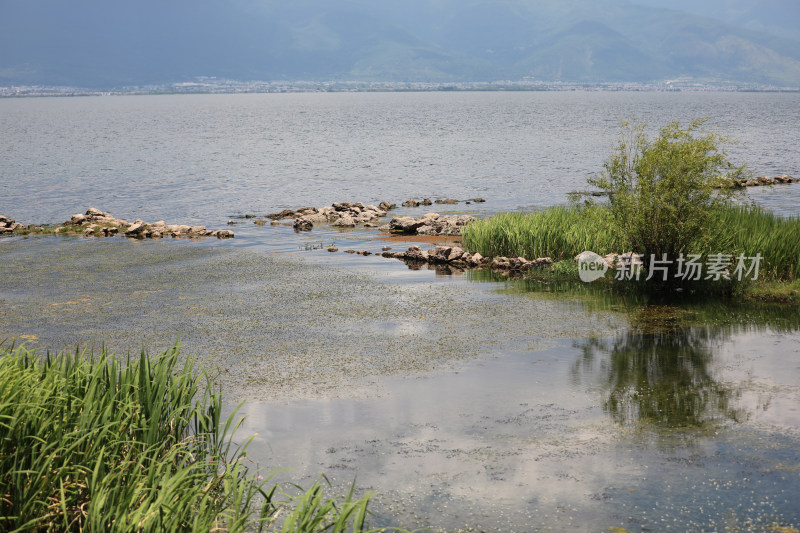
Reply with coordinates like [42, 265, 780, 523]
[0, 215, 23, 234]
[381, 213, 476, 236]
[62, 208, 234, 239]
[720, 174, 799, 187]
[266, 201, 396, 231]
[401, 197, 485, 207]
[402, 199, 432, 207]
[379, 244, 552, 271]
[1, 208, 233, 239]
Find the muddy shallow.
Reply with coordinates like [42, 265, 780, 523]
[2, 230, 799, 532]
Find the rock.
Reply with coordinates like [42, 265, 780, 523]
[189, 226, 206, 235]
[447, 246, 467, 262]
[402, 199, 420, 207]
[379, 201, 396, 211]
[244, 213, 256, 218]
[227, 220, 236, 225]
[381, 246, 392, 251]
[344, 249, 356, 254]
[0, 215, 19, 233]
[85, 207, 109, 218]
[327, 247, 339, 252]
[491, 257, 511, 269]
[428, 246, 452, 263]
[332, 215, 356, 227]
[404, 245, 429, 261]
[70, 214, 86, 225]
[758, 176, 774, 185]
[266, 209, 297, 220]
[293, 217, 313, 231]
[434, 198, 458, 204]
[215, 230, 234, 238]
[468, 252, 484, 266]
[356, 250, 371, 256]
[364, 223, 377, 228]
[270, 220, 281, 226]
[254, 219, 266, 226]
[421, 198, 433, 206]
[125, 222, 146, 235]
[389, 216, 427, 234]
[473, 198, 486, 203]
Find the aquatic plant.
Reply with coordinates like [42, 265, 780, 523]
[0, 342, 378, 532]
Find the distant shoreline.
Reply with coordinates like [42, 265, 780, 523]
[3, 80, 800, 98]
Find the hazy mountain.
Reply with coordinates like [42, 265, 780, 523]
[627, 0, 800, 40]
[1, 0, 798, 88]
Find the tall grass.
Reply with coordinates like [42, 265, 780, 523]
[0, 343, 379, 532]
[461, 206, 623, 261]
[716, 205, 800, 281]
[461, 205, 800, 281]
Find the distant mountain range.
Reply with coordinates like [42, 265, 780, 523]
[1, 0, 799, 88]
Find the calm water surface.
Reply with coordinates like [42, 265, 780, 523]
[2, 91, 799, 225]
[1, 92, 800, 532]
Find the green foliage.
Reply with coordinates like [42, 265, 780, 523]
[587, 118, 747, 267]
[462, 205, 800, 284]
[0, 343, 379, 533]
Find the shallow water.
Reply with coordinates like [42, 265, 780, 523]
[2, 92, 800, 531]
[235, 284, 800, 532]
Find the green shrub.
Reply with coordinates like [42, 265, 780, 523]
[586, 118, 748, 271]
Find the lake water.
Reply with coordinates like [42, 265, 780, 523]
[2, 91, 800, 226]
[1, 91, 800, 532]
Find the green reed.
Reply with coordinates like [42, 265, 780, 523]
[0, 342, 380, 532]
[462, 205, 800, 281]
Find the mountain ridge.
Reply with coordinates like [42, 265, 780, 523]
[1, 0, 798, 88]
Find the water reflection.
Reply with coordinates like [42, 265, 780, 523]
[573, 329, 748, 431]
[476, 272, 800, 435]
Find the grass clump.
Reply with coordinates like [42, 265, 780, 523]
[0, 342, 379, 532]
[461, 205, 622, 261]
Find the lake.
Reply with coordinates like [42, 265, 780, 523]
[1, 91, 799, 532]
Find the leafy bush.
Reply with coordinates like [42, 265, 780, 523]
[586, 118, 748, 270]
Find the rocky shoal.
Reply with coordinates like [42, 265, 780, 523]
[719, 174, 799, 187]
[335, 243, 553, 272]
[259, 200, 478, 236]
[0, 208, 234, 239]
